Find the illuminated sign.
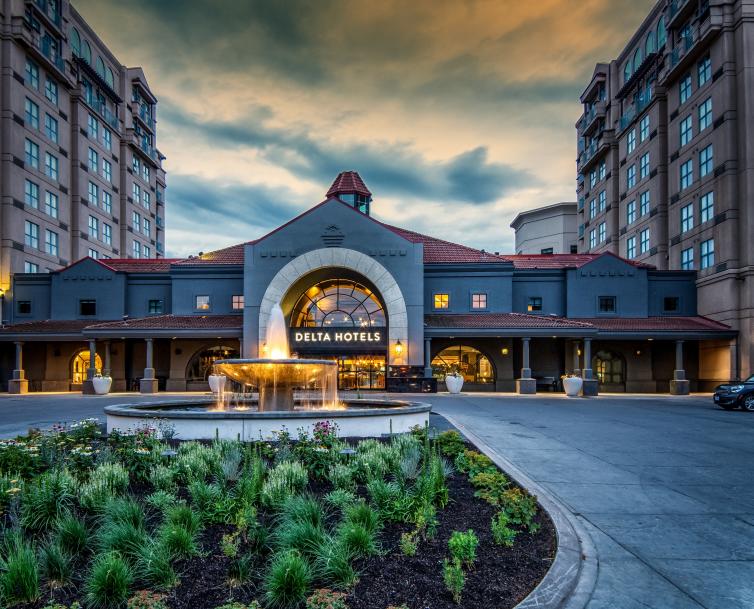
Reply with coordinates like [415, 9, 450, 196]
[290, 327, 387, 353]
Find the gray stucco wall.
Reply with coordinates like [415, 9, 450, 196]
[566, 256, 649, 317]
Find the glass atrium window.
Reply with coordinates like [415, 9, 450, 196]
[291, 279, 386, 327]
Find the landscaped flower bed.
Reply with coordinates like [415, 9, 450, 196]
[0, 420, 554, 609]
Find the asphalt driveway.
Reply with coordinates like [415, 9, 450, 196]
[428, 394, 754, 609]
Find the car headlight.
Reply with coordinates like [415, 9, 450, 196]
[729, 385, 744, 393]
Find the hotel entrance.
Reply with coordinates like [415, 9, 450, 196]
[336, 355, 386, 390]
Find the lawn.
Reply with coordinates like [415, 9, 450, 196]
[0, 419, 554, 609]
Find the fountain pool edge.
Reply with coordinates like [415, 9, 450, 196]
[104, 398, 432, 440]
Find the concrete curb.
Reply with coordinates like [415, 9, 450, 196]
[441, 414, 598, 609]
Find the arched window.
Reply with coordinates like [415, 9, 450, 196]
[633, 48, 643, 72]
[186, 346, 240, 382]
[106, 68, 115, 88]
[81, 40, 92, 64]
[70, 28, 81, 56]
[72, 350, 102, 384]
[624, 62, 632, 84]
[657, 18, 667, 48]
[645, 31, 656, 55]
[96, 56, 105, 78]
[592, 350, 625, 386]
[431, 345, 494, 384]
[291, 279, 386, 328]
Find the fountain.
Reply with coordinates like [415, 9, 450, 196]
[104, 303, 430, 439]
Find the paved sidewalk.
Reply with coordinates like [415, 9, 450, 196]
[427, 393, 754, 609]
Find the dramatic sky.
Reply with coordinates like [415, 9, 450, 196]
[75, 0, 655, 258]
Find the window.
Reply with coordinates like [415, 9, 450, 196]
[88, 181, 98, 204]
[681, 203, 694, 233]
[527, 297, 543, 312]
[433, 293, 449, 309]
[132, 183, 141, 205]
[132, 240, 141, 259]
[627, 164, 636, 189]
[633, 48, 643, 71]
[598, 190, 606, 212]
[640, 228, 650, 253]
[627, 200, 636, 224]
[82, 40, 91, 64]
[132, 157, 140, 174]
[45, 79, 58, 105]
[45, 229, 58, 256]
[570, 244, 578, 254]
[598, 222, 606, 243]
[143, 192, 150, 209]
[639, 115, 650, 142]
[589, 199, 596, 219]
[232, 295, 244, 310]
[142, 165, 150, 182]
[589, 229, 597, 249]
[291, 279, 385, 328]
[700, 191, 714, 223]
[25, 59, 39, 89]
[24, 261, 39, 273]
[646, 31, 656, 54]
[471, 293, 487, 309]
[24, 220, 39, 248]
[79, 300, 97, 316]
[680, 115, 693, 147]
[44, 153, 58, 180]
[17, 301, 32, 315]
[540, 248, 553, 255]
[599, 161, 606, 180]
[626, 236, 637, 259]
[699, 97, 712, 131]
[681, 247, 694, 270]
[698, 56, 711, 87]
[700, 238, 715, 269]
[103, 128, 112, 151]
[45, 191, 58, 218]
[431, 345, 494, 384]
[589, 170, 597, 188]
[88, 215, 99, 239]
[102, 191, 112, 214]
[664, 296, 680, 313]
[88, 113, 98, 139]
[195, 295, 210, 310]
[148, 299, 164, 314]
[103, 223, 112, 245]
[143, 218, 150, 236]
[25, 139, 39, 168]
[88, 147, 98, 170]
[70, 27, 81, 56]
[627, 129, 636, 154]
[25, 179, 39, 208]
[143, 245, 151, 258]
[680, 73, 692, 104]
[598, 296, 616, 313]
[132, 211, 141, 231]
[44, 114, 58, 143]
[680, 159, 693, 190]
[624, 62, 632, 84]
[639, 153, 650, 179]
[639, 191, 650, 216]
[25, 98, 39, 129]
[699, 144, 713, 178]
[102, 159, 112, 182]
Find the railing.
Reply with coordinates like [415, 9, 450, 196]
[135, 102, 156, 131]
[669, 29, 696, 69]
[89, 98, 119, 130]
[25, 28, 65, 73]
[619, 90, 653, 131]
[134, 133, 159, 162]
[156, 215, 164, 228]
[156, 242, 164, 254]
[34, 0, 61, 27]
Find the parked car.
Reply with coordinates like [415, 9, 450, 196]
[713, 375, 754, 411]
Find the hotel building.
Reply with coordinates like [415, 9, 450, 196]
[576, 0, 753, 380]
[0, 0, 166, 297]
[0, 172, 735, 395]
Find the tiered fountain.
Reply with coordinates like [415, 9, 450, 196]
[104, 304, 430, 439]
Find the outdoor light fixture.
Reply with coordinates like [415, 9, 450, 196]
[394, 340, 403, 355]
[577, 349, 582, 356]
[501, 347, 509, 356]
[636, 349, 642, 356]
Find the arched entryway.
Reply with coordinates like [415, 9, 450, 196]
[592, 350, 626, 392]
[71, 350, 102, 385]
[431, 345, 496, 390]
[186, 345, 240, 384]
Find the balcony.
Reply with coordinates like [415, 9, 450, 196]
[619, 90, 653, 131]
[661, 16, 721, 83]
[133, 102, 156, 132]
[19, 27, 65, 76]
[88, 98, 120, 130]
[31, 0, 62, 29]
[132, 132, 160, 164]
[578, 138, 609, 172]
[580, 101, 606, 137]
[156, 215, 164, 228]
[667, 0, 696, 29]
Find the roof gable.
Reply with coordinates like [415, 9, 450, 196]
[576, 251, 648, 273]
[56, 256, 116, 276]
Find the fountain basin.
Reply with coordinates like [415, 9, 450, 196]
[104, 398, 431, 440]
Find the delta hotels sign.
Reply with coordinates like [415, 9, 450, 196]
[290, 327, 388, 353]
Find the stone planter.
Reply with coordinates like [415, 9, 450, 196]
[92, 376, 112, 395]
[208, 374, 227, 395]
[563, 376, 583, 397]
[445, 374, 464, 394]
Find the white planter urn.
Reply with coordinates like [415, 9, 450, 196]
[92, 376, 112, 395]
[563, 376, 583, 397]
[208, 374, 227, 395]
[445, 374, 464, 394]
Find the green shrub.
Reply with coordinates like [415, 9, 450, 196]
[399, 531, 418, 556]
[435, 430, 466, 459]
[21, 469, 75, 531]
[0, 537, 40, 604]
[500, 488, 539, 532]
[336, 522, 376, 558]
[126, 590, 168, 609]
[442, 557, 465, 605]
[312, 541, 356, 590]
[148, 465, 176, 493]
[79, 478, 118, 513]
[280, 494, 325, 528]
[264, 549, 312, 608]
[164, 503, 201, 536]
[188, 479, 234, 524]
[54, 514, 89, 556]
[305, 588, 348, 609]
[157, 522, 198, 560]
[103, 497, 145, 529]
[145, 490, 176, 512]
[261, 461, 308, 508]
[366, 479, 408, 521]
[411, 500, 438, 540]
[470, 471, 509, 505]
[323, 489, 356, 512]
[344, 501, 379, 535]
[38, 541, 72, 588]
[491, 512, 517, 547]
[90, 462, 130, 494]
[448, 530, 478, 569]
[85, 552, 133, 609]
[227, 553, 254, 589]
[454, 450, 494, 477]
[96, 520, 148, 562]
[135, 542, 177, 590]
[274, 519, 328, 559]
[397, 446, 421, 482]
[328, 463, 356, 491]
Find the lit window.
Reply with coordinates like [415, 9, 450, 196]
[681, 203, 694, 233]
[589, 199, 596, 219]
[680, 115, 693, 147]
[598, 190, 606, 211]
[195, 295, 210, 310]
[88, 113, 98, 139]
[132, 183, 141, 205]
[44, 153, 58, 180]
[640, 191, 650, 216]
[25, 98, 39, 129]
[699, 97, 712, 131]
[627, 129, 636, 154]
[527, 297, 542, 312]
[103, 191, 112, 214]
[680, 159, 693, 190]
[88, 215, 99, 239]
[45, 191, 58, 218]
[639, 115, 650, 142]
[431, 345, 494, 384]
[132, 211, 141, 232]
[103, 129, 112, 151]
[698, 55, 711, 86]
[471, 293, 487, 309]
[102, 159, 112, 182]
[700, 191, 714, 223]
[699, 144, 713, 178]
[640, 228, 650, 253]
[45, 229, 58, 256]
[640, 153, 650, 179]
[88, 147, 98, 170]
[598, 296, 616, 313]
[589, 229, 597, 249]
[25, 179, 39, 208]
[627, 200, 636, 224]
[24, 220, 39, 248]
[680, 73, 692, 104]
[626, 236, 636, 259]
[88, 181, 98, 205]
[681, 247, 694, 270]
[627, 165, 636, 189]
[232, 295, 244, 310]
[434, 293, 449, 309]
[25, 139, 39, 168]
[148, 299, 164, 314]
[132, 240, 141, 259]
[700, 239, 715, 269]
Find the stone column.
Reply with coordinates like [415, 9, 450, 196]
[103, 341, 111, 377]
[581, 337, 599, 396]
[572, 341, 581, 376]
[140, 338, 158, 393]
[516, 337, 536, 394]
[8, 342, 28, 394]
[239, 338, 244, 359]
[82, 339, 97, 394]
[670, 340, 690, 395]
[423, 338, 433, 378]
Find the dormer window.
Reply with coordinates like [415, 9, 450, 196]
[598, 296, 616, 313]
[79, 300, 96, 316]
[664, 297, 680, 313]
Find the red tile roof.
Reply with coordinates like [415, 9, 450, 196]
[0, 319, 114, 334]
[101, 259, 180, 273]
[174, 243, 245, 265]
[579, 316, 732, 332]
[502, 253, 654, 270]
[87, 315, 243, 330]
[326, 171, 372, 198]
[382, 225, 507, 264]
[424, 313, 594, 329]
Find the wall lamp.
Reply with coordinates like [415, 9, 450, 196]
[394, 340, 403, 355]
[501, 347, 509, 356]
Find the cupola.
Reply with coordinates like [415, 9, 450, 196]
[326, 171, 372, 215]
